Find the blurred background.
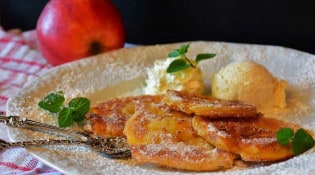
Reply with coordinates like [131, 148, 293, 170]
[1, 0, 314, 54]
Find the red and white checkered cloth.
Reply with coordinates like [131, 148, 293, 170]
[0, 26, 62, 174]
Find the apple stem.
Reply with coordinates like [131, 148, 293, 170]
[89, 41, 104, 55]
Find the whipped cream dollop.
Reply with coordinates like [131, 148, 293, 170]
[144, 57, 204, 95]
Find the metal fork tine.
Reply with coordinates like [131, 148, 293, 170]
[0, 114, 131, 158]
[2, 115, 88, 141]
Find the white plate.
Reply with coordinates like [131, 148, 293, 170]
[6, 41, 315, 175]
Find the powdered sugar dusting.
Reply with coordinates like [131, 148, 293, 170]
[6, 42, 315, 175]
[208, 123, 229, 138]
[241, 138, 276, 144]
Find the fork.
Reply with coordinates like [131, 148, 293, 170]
[0, 113, 131, 158]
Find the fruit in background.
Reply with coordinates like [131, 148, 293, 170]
[36, 0, 125, 65]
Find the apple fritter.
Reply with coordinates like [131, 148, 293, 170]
[163, 90, 261, 118]
[192, 115, 300, 162]
[124, 98, 238, 171]
[85, 95, 162, 138]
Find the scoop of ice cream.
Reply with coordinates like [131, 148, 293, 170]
[211, 61, 287, 109]
[144, 57, 204, 95]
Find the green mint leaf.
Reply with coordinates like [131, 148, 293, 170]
[177, 43, 190, 55]
[39, 91, 91, 127]
[166, 43, 217, 74]
[71, 111, 85, 122]
[68, 97, 90, 115]
[38, 91, 65, 113]
[67, 97, 90, 123]
[58, 107, 73, 127]
[168, 43, 190, 58]
[276, 128, 294, 145]
[195, 53, 216, 64]
[167, 59, 191, 73]
[168, 50, 180, 58]
[292, 129, 315, 155]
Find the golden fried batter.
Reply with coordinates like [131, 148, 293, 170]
[124, 98, 238, 171]
[192, 115, 300, 162]
[163, 90, 262, 118]
[85, 95, 162, 138]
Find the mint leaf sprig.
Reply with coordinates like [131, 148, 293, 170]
[38, 91, 90, 128]
[38, 91, 65, 113]
[166, 43, 216, 73]
[277, 128, 315, 155]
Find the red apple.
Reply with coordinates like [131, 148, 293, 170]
[36, 0, 125, 65]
